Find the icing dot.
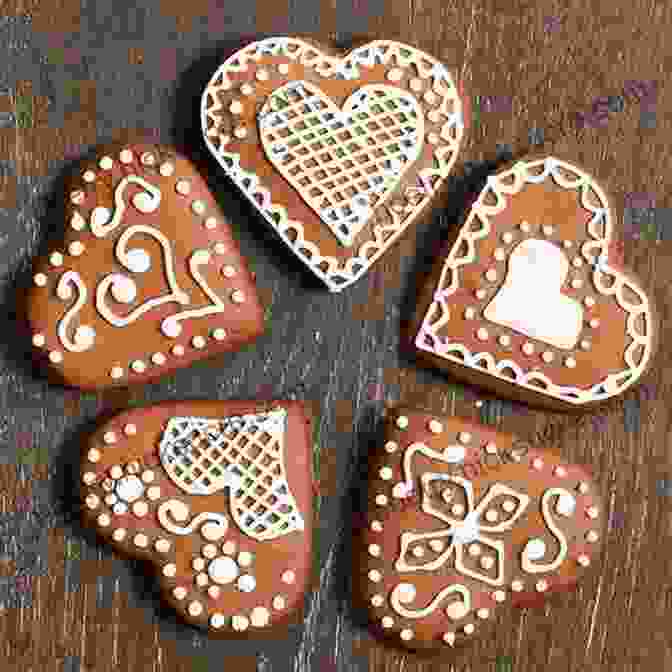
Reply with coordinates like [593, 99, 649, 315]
[32, 333, 46, 348]
[586, 506, 599, 519]
[368, 544, 381, 557]
[241, 82, 255, 95]
[371, 596, 384, 608]
[485, 269, 497, 282]
[475, 288, 487, 300]
[282, 570, 295, 584]
[99, 156, 114, 170]
[238, 551, 253, 567]
[524, 538, 546, 560]
[70, 190, 85, 205]
[396, 416, 409, 430]
[208, 556, 239, 584]
[205, 217, 218, 230]
[102, 478, 115, 492]
[187, 601, 203, 616]
[520, 220, 531, 233]
[234, 126, 248, 139]
[445, 601, 468, 620]
[119, 149, 134, 164]
[429, 539, 445, 552]
[132, 501, 148, 517]
[171, 345, 185, 357]
[586, 530, 599, 543]
[69, 241, 85, 256]
[379, 467, 393, 481]
[191, 200, 206, 215]
[140, 152, 155, 166]
[498, 334, 511, 347]
[175, 180, 191, 195]
[237, 574, 256, 592]
[146, 486, 161, 500]
[485, 509, 499, 523]
[50, 252, 63, 266]
[212, 328, 226, 341]
[368, 570, 382, 583]
[256, 69, 269, 81]
[459, 432, 471, 444]
[34, 273, 47, 287]
[535, 579, 549, 592]
[463, 624, 475, 635]
[563, 240, 573, 248]
[49, 351, 63, 363]
[400, 628, 414, 642]
[584, 296, 596, 308]
[105, 493, 118, 506]
[451, 503, 465, 516]
[532, 457, 544, 470]
[192, 336, 206, 349]
[208, 586, 221, 599]
[577, 554, 591, 567]
[87, 448, 101, 463]
[196, 573, 209, 587]
[131, 360, 146, 373]
[141, 470, 155, 484]
[220, 541, 236, 557]
[477, 608, 490, 619]
[468, 543, 481, 557]
[192, 558, 205, 572]
[213, 242, 227, 255]
[381, 616, 395, 628]
[387, 67, 404, 82]
[155, 539, 171, 553]
[443, 632, 456, 646]
[231, 289, 245, 304]
[221, 265, 237, 278]
[74, 325, 95, 348]
[159, 162, 175, 176]
[232, 615, 249, 631]
[110, 366, 124, 379]
[70, 212, 86, 231]
[83, 170, 96, 182]
[564, 357, 577, 368]
[97, 513, 111, 527]
[554, 465, 568, 477]
[493, 590, 506, 602]
[161, 320, 182, 338]
[124, 424, 137, 436]
[112, 528, 126, 541]
[110, 274, 137, 304]
[229, 100, 244, 115]
[210, 613, 226, 629]
[464, 307, 476, 320]
[201, 521, 227, 542]
[522, 342, 534, 355]
[502, 232, 514, 244]
[250, 607, 270, 628]
[502, 498, 516, 512]
[542, 225, 554, 237]
[371, 520, 383, 532]
[85, 494, 99, 509]
[578, 482, 590, 494]
[511, 580, 524, 592]
[494, 247, 506, 261]
[476, 327, 489, 341]
[277, 63, 290, 75]
[412, 546, 425, 558]
[428, 419, 443, 434]
[580, 340, 591, 351]
[173, 586, 187, 600]
[589, 318, 600, 328]
[385, 441, 398, 453]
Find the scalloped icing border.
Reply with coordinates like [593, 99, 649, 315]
[415, 157, 653, 405]
[201, 37, 464, 292]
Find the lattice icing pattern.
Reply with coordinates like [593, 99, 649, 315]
[415, 157, 654, 405]
[259, 81, 423, 247]
[159, 409, 304, 541]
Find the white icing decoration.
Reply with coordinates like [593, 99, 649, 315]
[259, 81, 424, 247]
[115, 475, 145, 503]
[208, 556, 239, 584]
[522, 537, 546, 561]
[390, 583, 471, 620]
[89, 175, 162, 238]
[555, 492, 576, 517]
[157, 500, 230, 537]
[521, 487, 570, 574]
[201, 38, 464, 291]
[158, 409, 304, 541]
[55, 271, 96, 352]
[124, 248, 152, 273]
[484, 239, 584, 350]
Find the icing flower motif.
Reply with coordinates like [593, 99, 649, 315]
[192, 539, 258, 597]
[395, 475, 530, 587]
[101, 461, 160, 516]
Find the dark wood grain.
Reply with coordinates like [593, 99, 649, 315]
[0, 1, 670, 670]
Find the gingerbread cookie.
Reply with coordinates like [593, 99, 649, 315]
[80, 400, 313, 634]
[26, 144, 265, 389]
[357, 408, 604, 650]
[414, 156, 656, 410]
[201, 37, 464, 291]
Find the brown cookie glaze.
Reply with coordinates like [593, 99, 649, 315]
[202, 37, 465, 292]
[27, 143, 265, 389]
[414, 156, 657, 411]
[357, 408, 604, 651]
[80, 400, 313, 635]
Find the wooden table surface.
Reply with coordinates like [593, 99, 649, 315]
[0, 1, 670, 670]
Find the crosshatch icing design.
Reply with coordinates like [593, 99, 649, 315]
[201, 37, 464, 291]
[415, 157, 654, 405]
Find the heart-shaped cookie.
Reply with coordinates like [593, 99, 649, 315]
[414, 156, 656, 410]
[357, 409, 604, 650]
[80, 400, 313, 634]
[26, 144, 265, 389]
[201, 37, 464, 291]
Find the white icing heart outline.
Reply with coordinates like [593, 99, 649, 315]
[258, 81, 424, 247]
[201, 38, 464, 292]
